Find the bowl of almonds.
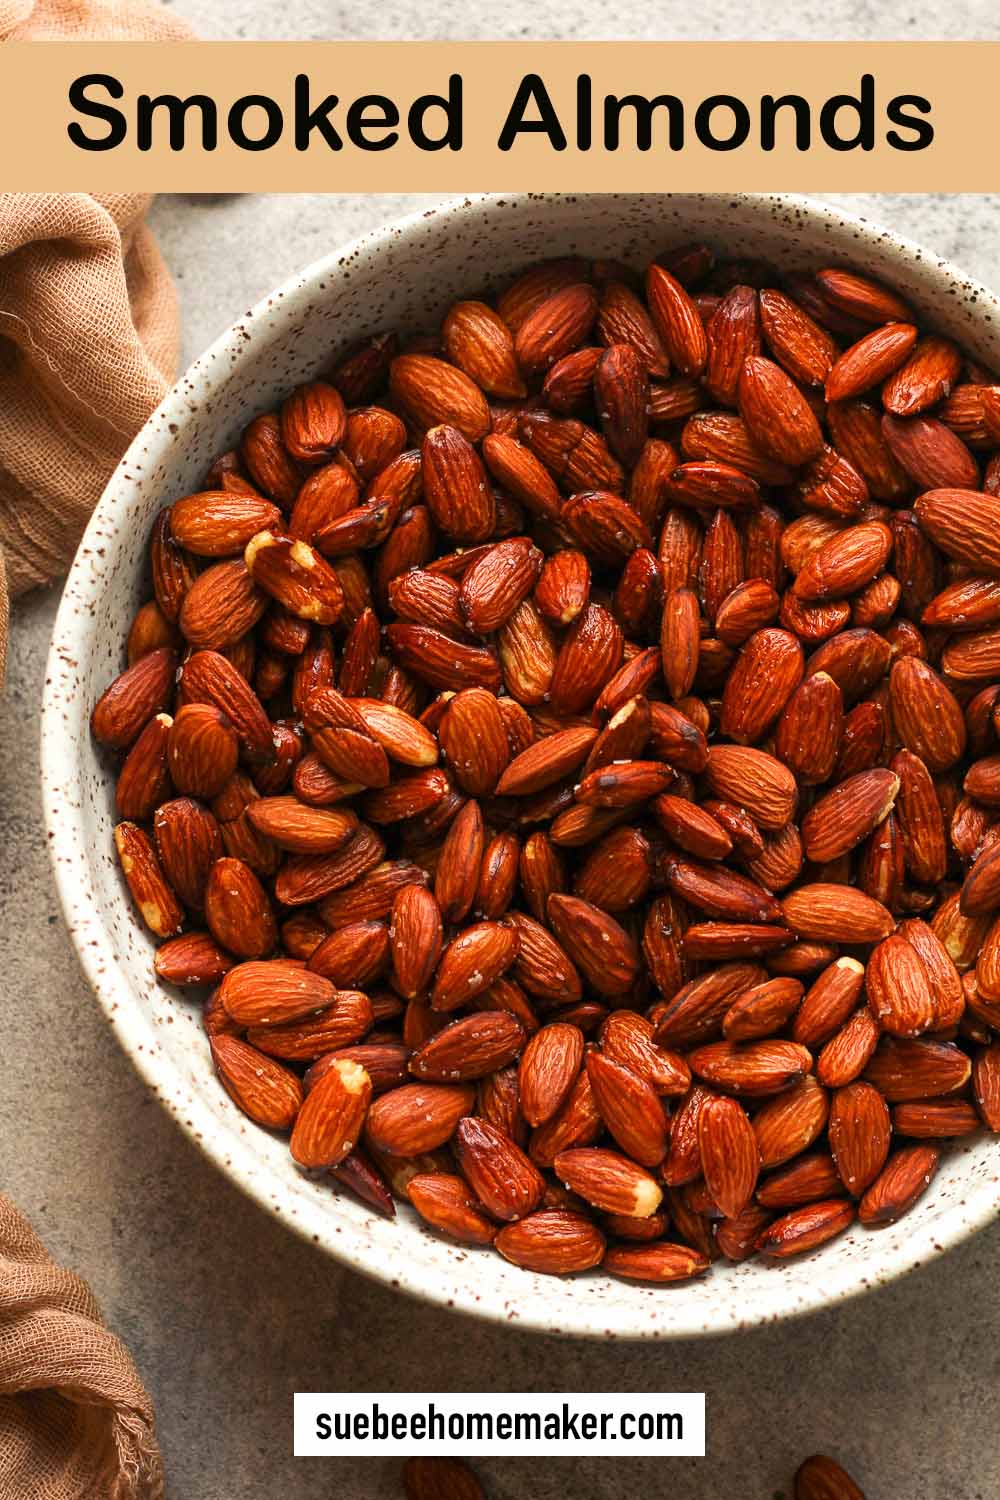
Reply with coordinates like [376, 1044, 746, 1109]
[43, 192, 1000, 1338]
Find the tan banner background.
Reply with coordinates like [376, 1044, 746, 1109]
[1, 41, 999, 191]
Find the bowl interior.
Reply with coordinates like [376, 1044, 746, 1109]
[43, 192, 1000, 1339]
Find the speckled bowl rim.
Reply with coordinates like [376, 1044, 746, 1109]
[42, 192, 1000, 1341]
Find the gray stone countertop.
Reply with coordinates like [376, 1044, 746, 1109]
[5, 47, 1000, 1494]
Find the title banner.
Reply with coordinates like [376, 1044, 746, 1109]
[2, 41, 999, 191]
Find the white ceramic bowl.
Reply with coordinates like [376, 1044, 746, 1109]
[42, 192, 1000, 1340]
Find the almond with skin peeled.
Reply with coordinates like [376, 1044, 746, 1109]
[244, 530, 344, 625]
[801, 768, 899, 863]
[493, 1209, 606, 1274]
[554, 1147, 662, 1218]
[115, 712, 173, 821]
[92, 646, 177, 750]
[113, 822, 184, 938]
[289, 1056, 371, 1168]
